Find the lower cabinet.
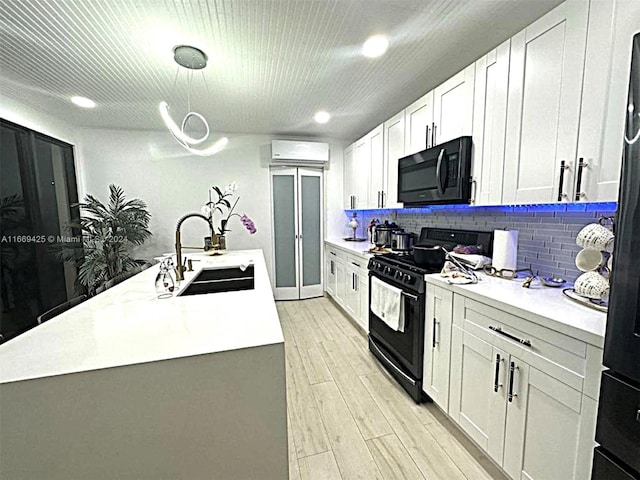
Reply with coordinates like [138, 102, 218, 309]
[423, 285, 454, 411]
[324, 242, 369, 332]
[448, 294, 601, 480]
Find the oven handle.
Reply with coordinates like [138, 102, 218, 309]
[369, 340, 417, 386]
[401, 291, 419, 301]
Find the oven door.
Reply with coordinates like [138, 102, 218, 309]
[368, 273, 425, 402]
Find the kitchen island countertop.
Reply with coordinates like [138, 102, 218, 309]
[0, 249, 284, 384]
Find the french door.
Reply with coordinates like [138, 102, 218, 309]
[270, 167, 323, 300]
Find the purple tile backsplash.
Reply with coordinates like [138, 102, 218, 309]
[347, 203, 617, 281]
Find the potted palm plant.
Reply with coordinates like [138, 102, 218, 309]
[55, 184, 152, 295]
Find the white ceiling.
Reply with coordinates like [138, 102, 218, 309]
[0, 0, 563, 141]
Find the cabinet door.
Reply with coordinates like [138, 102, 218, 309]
[353, 137, 370, 209]
[433, 64, 475, 145]
[404, 91, 434, 155]
[343, 144, 355, 209]
[423, 286, 453, 411]
[503, 0, 589, 204]
[383, 111, 405, 209]
[449, 326, 507, 458]
[576, 0, 639, 202]
[335, 260, 346, 305]
[357, 272, 369, 332]
[472, 40, 510, 206]
[344, 264, 359, 320]
[368, 125, 384, 209]
[504, 363, 588, 480]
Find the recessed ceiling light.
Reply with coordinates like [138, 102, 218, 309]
[314, 111, 331, 124]
[71, 96, 96, 108]
[362, 34, 389, 58]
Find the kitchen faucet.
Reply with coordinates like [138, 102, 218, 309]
[175, 213, 216, 281]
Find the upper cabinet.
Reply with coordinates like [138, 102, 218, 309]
[368, 124, 385, 209]
[433, 64, 475, 145]
[343, 144, 355, 209]
[471, 40, 511, 206]
[574, 0, 640, 202]
[503, 0, 589, 204]
[383, 111, 405, 209]
[404, 92, 434, 155]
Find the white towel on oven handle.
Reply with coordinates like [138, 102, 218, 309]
[370, 276, 404, 332]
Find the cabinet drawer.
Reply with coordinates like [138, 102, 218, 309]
[325, 246, 346, 261]
[455, 296, 586, 391]
[346, 254, 367, 274]
[595, 371, 640, 473]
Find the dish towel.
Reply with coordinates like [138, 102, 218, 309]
[370, 276, 404, 332]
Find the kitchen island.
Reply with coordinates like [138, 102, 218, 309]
[0, 250, 287, 480]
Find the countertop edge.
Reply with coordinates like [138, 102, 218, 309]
[425, 274, 605, 349]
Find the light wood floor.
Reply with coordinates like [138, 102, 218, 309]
[277, 296, 508, 480]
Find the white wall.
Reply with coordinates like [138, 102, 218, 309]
[77, 128, 346, 283]
[1, 95, 347, 284]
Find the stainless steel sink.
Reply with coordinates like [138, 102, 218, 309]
[177, 265, 255, 296]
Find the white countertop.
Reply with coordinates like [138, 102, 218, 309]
[325, 237, 374, 258]
[425, 273, 607, 348]
[0, 250, 284, 384]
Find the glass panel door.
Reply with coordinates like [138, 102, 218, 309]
[271, 168, 299, 300]
[299, 168, 323, 299]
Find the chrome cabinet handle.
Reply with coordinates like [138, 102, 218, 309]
[381, 191, 385, 208]
[432, 317, 439, 348]
[330, 251, 336, 256]
[508, 361, 518, 402]
[489, 325, 532, 348]
[431, 122, 436, 147]
[557, 160, 569, 201]
[330, 260, 334, 275]
[575, 157, 587, 201]
[425, 125, 431, 149]
[494, 353, 502, 392]
[351, 261, 361, 268]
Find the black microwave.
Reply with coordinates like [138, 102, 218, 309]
[397, 136, 472, 206]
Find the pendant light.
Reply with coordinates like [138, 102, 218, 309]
[159, 45, 228, 156]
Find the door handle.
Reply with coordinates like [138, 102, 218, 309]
[381, 191, 385, 208]
[508, 361, 518, 402]
[330, 260, 334, 275]
[425, 125, 430, 149]
[494, 353, 502, 392]
[575, 157, 587, 201]
[436, 148, 446, 195]
[557, 160, 569, 201]
[489, 325, 532, 348]
[432, 317, 438, 348]
[431, 122, 436, 147]
[470, 179, 477, 204]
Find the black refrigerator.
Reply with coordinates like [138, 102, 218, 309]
[591, 33, 640, 480]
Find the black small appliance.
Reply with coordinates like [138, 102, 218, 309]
[397, 136, 473, 206]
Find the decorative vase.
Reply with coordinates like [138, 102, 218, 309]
[217, 234, 226, 251]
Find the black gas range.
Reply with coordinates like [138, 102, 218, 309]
[368, 228, 492, 403]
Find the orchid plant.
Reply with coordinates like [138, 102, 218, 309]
[201, 182, 257, 236]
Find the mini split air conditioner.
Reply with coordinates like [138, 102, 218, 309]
[271, 140, 329, 166]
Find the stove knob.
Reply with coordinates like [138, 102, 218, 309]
[395, 271, 402, 279]
[384, 266, 391, 275]
[404, 274, 411, 283]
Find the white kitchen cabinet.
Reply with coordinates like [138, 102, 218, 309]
[358, 271, 369, 332]
[404, 91, 434, 155]
[383, 111, 405, 209]
[433, 64, 475, 145]
[573, 0, 640, 202]
[324, 242, 370, 332]
[423, 284, 454, 411]
[503, 0, 589, 204]
[353, 137, 370, 209]
[343, 144, 355, 209]
[449, 293, 601, 480]
[335, 259, 346, 305]
[368, 124, 385, 209]
[471, 40, 510, 206]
